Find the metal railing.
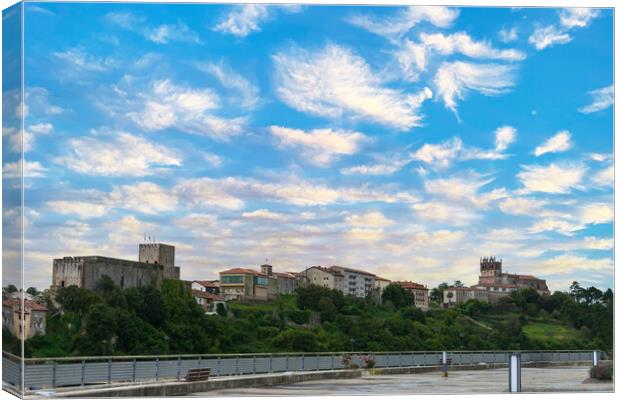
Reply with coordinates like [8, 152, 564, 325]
[2, 350, 604, 391]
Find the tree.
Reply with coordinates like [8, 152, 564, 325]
[55, 285, 100, 315]
[84, 303, 118, 355]
[26, 287, 40, 296]
[453, 280, 465, 288]
[382, 284, 415, 309]
[5, 284, 17, 293]
[318, 297, 337, 322]
[430, 283, 449, 303]
[216, 303, 227, 317]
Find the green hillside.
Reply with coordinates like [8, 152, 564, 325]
[5, 279, 612, 358]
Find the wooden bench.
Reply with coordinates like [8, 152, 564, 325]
[185, 368, 211, 382]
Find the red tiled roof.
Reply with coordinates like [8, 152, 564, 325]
[394, 281, 428, 290]
[220, 268, 266, 276]
[191, 290, 223, 301]
[2, 299, 47, 311]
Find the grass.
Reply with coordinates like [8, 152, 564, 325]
[523, 321, 582, 343]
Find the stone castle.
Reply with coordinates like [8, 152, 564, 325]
[52, 243, 180, 291]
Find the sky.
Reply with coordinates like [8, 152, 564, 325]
[2, 4, 614, 292]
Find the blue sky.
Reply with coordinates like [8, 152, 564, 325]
[3, 4, 614, 291]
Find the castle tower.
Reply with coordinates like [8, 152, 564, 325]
[479, 256, 502, 284]
[139, 243, 179, 279]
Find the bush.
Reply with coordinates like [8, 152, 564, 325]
[341, 353, 352, 369]
[361, 354, 376, 369]
[590, 365, 613, 381]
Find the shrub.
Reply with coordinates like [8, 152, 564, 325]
[361, 354, 376, 369]
[350, 363, 359, 369]
[590, 365, 613, 381]
[341, 353, 352, 368]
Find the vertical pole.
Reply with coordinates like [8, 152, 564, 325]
[593, 351, 599, 367]
[331, 354, 335, 370]
[302, 354, 305, 371]
[107, 359, 112, 384]
[155, 358, 159, 381]
[132, 359, 136, 383]
[81, 360, 85, 386]
[441, 351, 448, 378]
[177, 356, 181, 381]
[52, 361, 57, 388]
[286, 354, 289, 371]
[317, 354, 320, 371]
[216, 356, 220, 376]
[508, 353, 521, 393]
[198, 356, 202, 368]
[399, 353, 402, 368]
[253, 355, 256, 374]
[269, 354, 273, 374]
[235, 356, 239, 375]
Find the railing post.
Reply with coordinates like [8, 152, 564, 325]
[331, 354, 335, 370]
[269, 354, 273, 373]
[316, 354, 320, 371]
[81, 360, 85, 386]
[216, 356, 221, 376]
[107, 359, 112, 384]
[177, 356, 181, 381]
[302, 354, 305, 371]
[399, 353, 402, 367]
[155, 358, 159, 381]
[593, 350, 599, 367]
[253, 355, 256, 374]
[198, 355, 202, 368]
[508, 353, 521, 393]
[286, 354, 289, 371]
[52, 361, 57, 388]
[132, 359, 136, 383]
[235, 356, 239, 375]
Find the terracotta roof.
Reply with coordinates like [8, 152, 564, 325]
[220, 268, 266, 276]
[191, 290, 223, 301]
[193, 280, 220, 288]
[328, 266, 376, 277]
[394, 281, 427, 290]
[2, 299, 47, 311]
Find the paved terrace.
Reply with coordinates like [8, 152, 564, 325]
[195, 366, 613, 396]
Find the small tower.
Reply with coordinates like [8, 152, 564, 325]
[139, 242, 179, 279]
[479, 256, 502, 283]
[261, 264, 273, 276]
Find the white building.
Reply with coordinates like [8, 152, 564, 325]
[299, 266, 376, 298]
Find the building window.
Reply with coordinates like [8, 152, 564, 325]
[222, 275, 244, 284]
[254, 277, 268, 286]
[120, 276, 124, 289]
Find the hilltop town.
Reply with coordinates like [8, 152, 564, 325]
[4, 242, 550, 341]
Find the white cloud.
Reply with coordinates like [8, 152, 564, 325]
[517, 163, 585, 194]
[126, 79, 245, 140]
[196, 61, 260, 109]
[340, 159, 408, 176]
[423, 174, 502, 209]
[578, 85, 613, 113]
[7, 123, 54, 153]
[53, 48, 115, 72]
[579, 203, 613, 225]
[498, 26, 518, 43]
[536, 254, 611, 275]
[348, 6, 458, 40]
[499, 197, 547, 215]
[106, 12, 201, 44]
[420, 32, 525, 61]
[2, 160, 47, 178]
[242, 209, 287, 221]
[274, 44, 432, 130]
[529, 218, 584, 236]
[347, 227, 385, 241]
[434, 61, 516, 113]
[24, 87, 63, 116]
[174, 176, 418, 209]
[345, 211, 393, 227]
[413, 126, 517, 167]
[528, 25, 572, 50]
[203, 152, 223, 168]
[534, 130, 572, 156]
[270, 126, 368, 166]
[411, 201, 479, 226]
[47, 200, 108, 219]
[106, 216, 155, 244]
[53, 131, 182, 176]
[213, 4, 301, 37]
[411, 137, 462, 168]
[110, 182, 178, 215]
[559, 8, 600, 29]
[591, 165, 613, 187]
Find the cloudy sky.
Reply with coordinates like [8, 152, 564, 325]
[3, 4, 613, 292]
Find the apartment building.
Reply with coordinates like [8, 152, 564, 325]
[218, 264, 297, 302]
[299, 265, 377, 298]
[394, 281, 429, 310]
